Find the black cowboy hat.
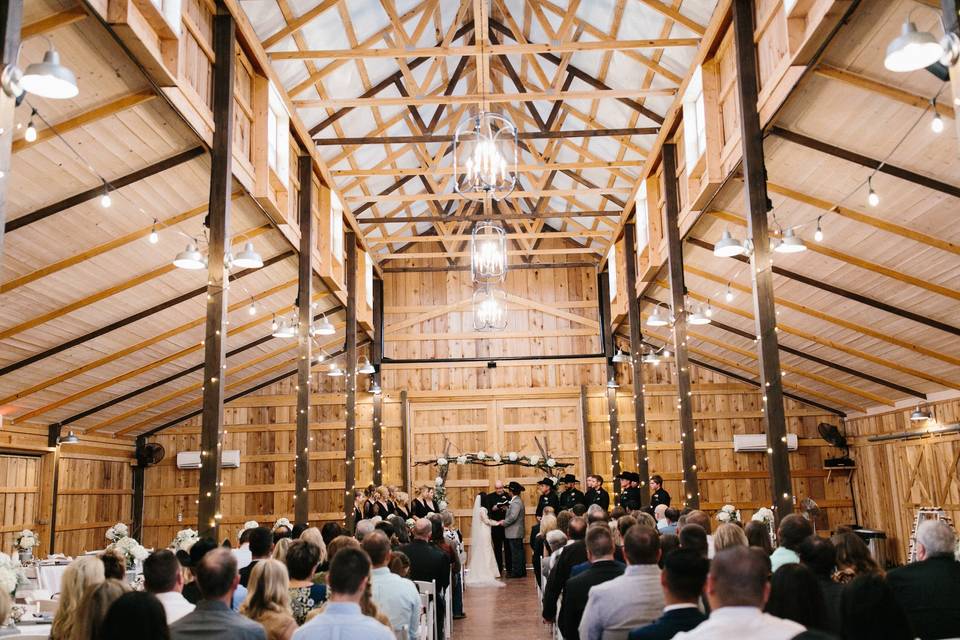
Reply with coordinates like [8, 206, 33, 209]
[618, 471, 640, 482]
[561, 474, 579, 484]
[537, 477, 556, 487]
[507, 481, 525, 493]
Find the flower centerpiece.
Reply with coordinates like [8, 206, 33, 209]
[751, 506, 777, 547]
[105, 522, 148, 569]
[716, 504, 741, 524]
[273, 517, 292, 532]
[0, 553, 27, 596]
[171, 528, 199, 552]
[14, 530, 38, 562]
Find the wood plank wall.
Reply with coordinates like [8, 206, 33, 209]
[846, 396, 960, 564]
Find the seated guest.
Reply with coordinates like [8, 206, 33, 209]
[240, 528, 275, 588]
[183, 538, 248, 610]
[170, 548, 266, 640]
[285, 540, 327, 624]
[653, 505, 669, 532]
[683, 511, 714, 558]
[354, 519, 376, 541]
[293, 548, 393, 640]
[74, 578, 131, 640]
[100, 550, 126, 580]
[831, 531, 882, 584]
[657, 534, 679, 568]
[320, 522, 343, 547]
[557, 524, 625, 640]
[101, 592, 169, 640]
[399, 519, 451, 636]
[299, 528, 328, 569]
[713, 523, 748, 553]
[241, 559, 297, 640]
[614, 515, 638, 563]
[389, 550, 411, 578]
[272, 538, 292, 564]
[386, 514, 410, 545]
[673, 546, 805, 639]
[579, 525, 665, 640]
[661, 508, 679, 535]
[144, 549, 195, 624]
[51, 555, 105, 640]
[629, 549, 708, 640]
[841, 573, 913, 640]
[291, 524, 306, 540]
[744, 521, 773, 555]
[541, 529, 568, 587]
[364, 531, 420, 640]
[678, 523, 708, 559]
[798, 535, 843, 634]
[770, 514, 813, 573]
[765, 564, 827, 630]
[233, 524, 258, 571]
[887, 519, 960, 639]
[542, 516, 588, 624]
[586, 504, 608, 525]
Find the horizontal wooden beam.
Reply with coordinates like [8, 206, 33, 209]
[271, 38, 700, 60]
[367, 230, 608, 243]
[380, 261, 595, 273]
[20, 6, 87, 38]
[331, 160, 641, 177]
[770, 126, 960, 200]
[6, 146, 204, 232]
[345, 186, 630, 204]
[379, 246, 600, 260]
[357, 210, 618, 224]
[813, 65, 955, 119]
[296, 88, 675, 109]
[317, 126, 656, 146]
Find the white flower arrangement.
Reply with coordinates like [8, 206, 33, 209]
[274, 518, 292, 531]
[528, 454, 540, 465]
[438, 500, 448, 511]
[492, 453, 502, 463]
[107, 536, 148, 568]
[437, 457, 448, 466]
[751, 507, 775, 525]
[477, 451, 486, 460]
[546, 458, 556, 468]
[716, 504, 741, 524]
[456, 455, 467, 465]
[0, 553, 26, 594]
[14, 530, 38, 551]
[105, 522, 129, 542]
[435, 476, 444, 486]
[171, 528, 199, 552]
[507, 452, 518, 461]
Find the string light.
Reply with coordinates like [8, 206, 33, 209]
[148, 219, 159, 244]
[24, 109, 38, 142]
[931, 98, 944, 133]
[248, 299, 257, 316]
[724, 283, 733, 302]
[100, 182, 112, 208]
[814, 216, 823, 242]
[867, 176, 879, 207]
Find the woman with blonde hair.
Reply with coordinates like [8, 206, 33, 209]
[412, 485, 436, 518]
[299, 527, 328, 566]
[51, 555, 106, 640]
[393, 491, 411, 520]
[272, 537, 292, 563]
[241, 559, 297, 640]
[71, 578, 131, 640]
[714, 522, 749, 552]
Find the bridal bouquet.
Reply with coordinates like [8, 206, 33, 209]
[716, 504, 741, 524]
[14, 530, 38, 552]
[0, 553, 26, 594]
[171, 528, 199, 552]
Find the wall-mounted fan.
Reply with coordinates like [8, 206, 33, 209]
[136, 442, 165, 467]
[818, 422, 854, 468]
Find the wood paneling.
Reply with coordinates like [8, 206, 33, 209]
[54, 453, 133, 556]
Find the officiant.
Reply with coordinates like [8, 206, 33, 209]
[484, 481, 512, 574]
[536, 477, 560, 518]
[559, 474, 585, 510]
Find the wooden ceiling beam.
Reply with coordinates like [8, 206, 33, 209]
[814, 65, 955, 119]
[379, 247, 600, 260]
[6, 146, 204, 232]
[331, 160, 640, 177]
[295, 87, 675, 109]
[368, 230, 609, 243]
[0, 251, 294, 377]
[357, 210, 617, 224]
[315, 127, 657, 146]
[347, 186, 630, 204]
[639, 0, 707, 35]
[261, 0, 342, 49]
[20, 6, 87, 39]
[688, 236, 960, 338]
[770, 126, 960, 200]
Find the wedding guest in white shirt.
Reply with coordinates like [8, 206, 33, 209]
[674, 546, 805, 640]
[233, 522, 259, 571]
[144, 549, 195, 625]
[363, 531, 420, 640]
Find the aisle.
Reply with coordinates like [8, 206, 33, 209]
[452, 574, 553, 640]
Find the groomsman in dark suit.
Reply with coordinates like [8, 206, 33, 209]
[559, 474, 585, 510]
[583, 474, 610, 511]
[536, 477, 560, 518]
[644, 474, 670, 516]
[484, 481, 512, 573]
[619, 472, 643, 511]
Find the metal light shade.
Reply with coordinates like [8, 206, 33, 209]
[314, 316, 336, 336]
[774, 227, 807, 253]
[327, 362, 344, 377]
[910, 407, 932, 421]
[272, 318, 296, 338]
[232, 242, 263, 269]
[885, 21, 943, 72]
[688, 308, 712, 325]
[470, 221, 507, 283]
[59, 431, 79, 444]
[21, 46, 78, 99]
[370, 381, 382, 395]
[473, 286, 507, 331]
[607, 378, 619, 389]
[612, 348, 630, 364]
[713, 229, 746, 257]
[642, 352, 660, 365]
[454, 111, 518, 201]
[646, 306, 670, 327]
[173, 243, 205, 270]
[358, 356, 375, 374]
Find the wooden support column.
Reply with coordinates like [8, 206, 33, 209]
[662, 143, 700, 510]
[400, 390, 410, 492]
[733, 0, 793, 519]
[623, 222, 650, 506]
[343, 231, 358, 528]
[0, 0, 22, 263]
[43, 425, 61, 554]
[371, 277, 384, 486]
[598, 271, 621, 497]
[197, 6, 235, 540]
[295, 155, 313, 527]
[131, 436, 146, 541]
[579, 385, 592, 477]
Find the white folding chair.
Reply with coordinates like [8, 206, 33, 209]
[414, 580, 437, 640]
[443, 570, 453, 640]
[418, 594, 430, 640]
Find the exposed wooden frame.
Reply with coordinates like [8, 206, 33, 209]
[623, 222, 650, 505]
[371, 277, 384, 486]
[295, 87, 675, 109]
[294, 155, 313, 527]
[358, 210, 617, 224]
[343, 231, 358, 527]
[315, 127, 658, 147]
[598, 269, 622, 495]
[20, 6, 86, 39]
[331, 160, 641, 177]
[813, 64, 955, 119]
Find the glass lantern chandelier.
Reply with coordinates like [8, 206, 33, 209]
[473, 286, 507, 332]
[470, 221, 507, 284]
[453, 111, 518, 200]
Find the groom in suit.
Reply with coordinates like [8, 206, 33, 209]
[499, 481, 526, 578]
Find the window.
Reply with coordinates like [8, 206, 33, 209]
[635, 182, 649, 251]
[682, 66, 707, 173]
[330, 192, 343, 264]
[607, 245, 617, 302]
[266, 82, 289, 188]
[365, 252, 374, 309]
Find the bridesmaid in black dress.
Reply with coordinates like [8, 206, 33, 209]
[392, 490, 411, 520]
[351, 489, 365, 524]
[371, 486, 392, 518]
[412, 485, 436, 518]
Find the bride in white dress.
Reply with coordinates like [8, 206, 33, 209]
[464, 494, 505, 588]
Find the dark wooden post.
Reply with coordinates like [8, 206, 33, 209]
[371, 277, 384, 485]
[45, 425, 61, 554]
[294, 156, 313, 527]
[343, 231, 358, 527]
[623, 222, 650, 506]
[579, 385, 592, 477]
[400, 390, 410, 492]
[131, 436, 146, 541]
[662, 143, 700, 510]
[197, 6, 235, 540]
[0, 0, 22, 263]
[733, 0, 793, 518]
[598, 271, 621, 497]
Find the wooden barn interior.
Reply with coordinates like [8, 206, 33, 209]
[2, 0, 960, 577]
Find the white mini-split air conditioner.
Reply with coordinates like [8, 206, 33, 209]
[733, 433, 798, 452]
[176, 450, 241, 469]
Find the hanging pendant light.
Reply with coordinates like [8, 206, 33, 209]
[910, 406, 932, 421]
[370, 381, 382, 395]
[646, 305, 670, 327]
[58, 430, 79, 444]
[358, 356, 375, 374]
[314, 315, 336, 336]
[454, 111, 518, 201]
[687, 305, 712, 325]
[884, 19, 945, 72]
[470, 221, 507, 283]
[173, 242, 205, 270]
[272, 317, 297, 338]
[713, 228, 746, 257]
[642, 352, 660, 365]
[326, 362, 344, 377]
[473, 286, 507, 331]
[612, 348, 630, 364]
[21, 40, 79, 99]
[774, 227, 807, 253]
[232, 242, 264, 269]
